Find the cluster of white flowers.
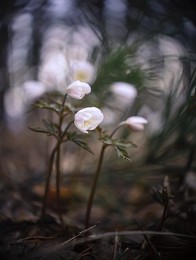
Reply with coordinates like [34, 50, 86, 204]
[67, 80, 147, 134]
[65, 80, 103, 133]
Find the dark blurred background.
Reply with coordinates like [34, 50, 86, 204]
[0, 0, 196, 121]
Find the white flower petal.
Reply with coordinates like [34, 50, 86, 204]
[125, 116, 148, 132]
[74, 107, 104, 133]
[126, 116, 148, 125]
[38, 51, 68, 91]
[67, 80, 91, 99]
[70, 60, 95, 84]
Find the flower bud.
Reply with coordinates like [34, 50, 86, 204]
[74, 107, 104, 133]
[66, 80, 91, 99]
[125, 116, 148, 131]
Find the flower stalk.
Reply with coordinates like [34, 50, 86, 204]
[40, 144, 57, 221]
[84, 115, 148, 228]
[85, 123, 124, 228]
[40, 94, 68, 224]
[85, 144, 107, 228]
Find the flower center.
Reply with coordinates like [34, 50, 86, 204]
[83, 119, 92, 128]
[75, 71, 88, 81]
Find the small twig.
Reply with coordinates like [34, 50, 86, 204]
[113, 230, 119, 260]
[117, 247, 129, 259]
[10, 236, 55, 245]
[71, 230, 196, 245]
[136, 219, 161, 259]
[41, 222, 99, 260]
[61, 222, 99, 246]
[80, 244, 95, 256]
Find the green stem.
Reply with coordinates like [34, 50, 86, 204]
[61, 120, 74, 140]
[40, 145, 57, 221]
[85, 145, 106, 228]
[55, 142, 64, 226]
[159, 201, 168, 231]
[54, 93, 69, 226]
[85, 123, 125, 228]
[109, 123, 124, 138]
[40, 94, 69, 223]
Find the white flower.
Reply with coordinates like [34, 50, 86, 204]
[22, 81, 46, 101]
[66, 80, 91, 99]
[125, 116, 148, 131]
[74, 107, 104, 133]
[4, 86, 25, 119]
[38, 51, 68, 91]
[70, 60, 95, 84]
[65, 45, 89, 61]
[111, 82, 137, 105]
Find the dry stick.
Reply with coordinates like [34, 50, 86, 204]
[11, 236, 55, 245]
[41, 223, 99, 260]
[72, 231, 196, 246]
[113, 230, 119, 260]
[61, 222, 99, 246]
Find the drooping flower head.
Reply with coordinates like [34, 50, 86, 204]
[124, 116, 148, 131]
[74, 107, 104, 133]
[66, 80, 91, 99]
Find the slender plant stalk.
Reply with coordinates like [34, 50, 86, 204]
[85, 144, 106, 228]
[40, 145, 57, 221]
[55, 142, 64, 226]
[159, 201, 168, 231]
[109, 123, 124, 138]
[40, 94, 69, 224]
[85, 123, 125, 228]
[54, 94, 67, 225]
[54, 119, 74, 225]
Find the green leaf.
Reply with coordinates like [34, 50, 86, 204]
[28, 126, 50, 135]
[114, 145, 132, 162]
[67, 132, 94, 154]
[114, 140, 137, 148]
[98, 135, 114, 145]
[33, 100, 61, 113]
[99, 135, 135, 161]
[42, 119, 58, 135]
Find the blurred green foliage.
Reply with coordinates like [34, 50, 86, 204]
[92, 45, 150, 95]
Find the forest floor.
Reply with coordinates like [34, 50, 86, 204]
[0, 127, 196, 259]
